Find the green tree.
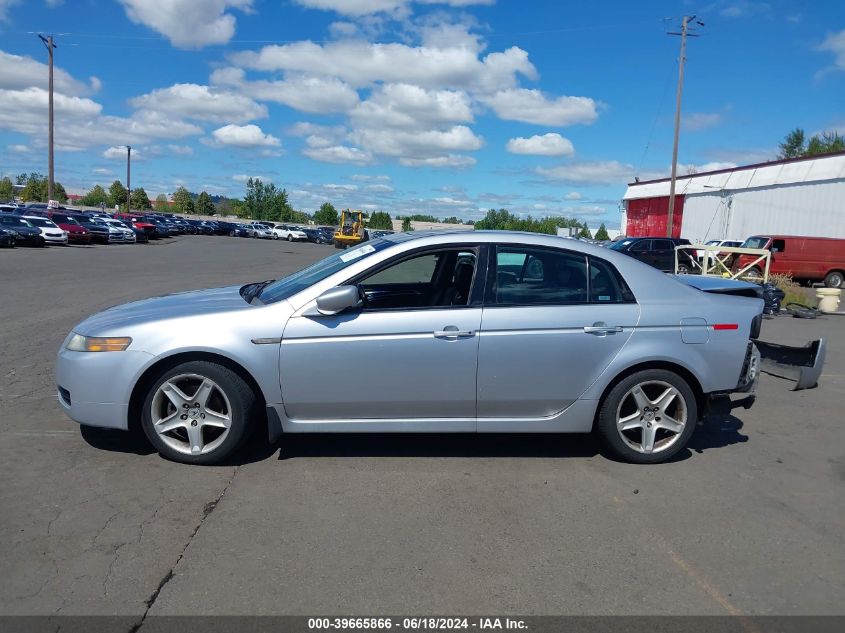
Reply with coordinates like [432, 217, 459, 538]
[578, 225, 592, 239]
[401, 216, 413, 232]
[314, 202, 339, 226]
[154, 193, 169, 211]
[172, 186, 194, 214]
[80, 185, 108, 207]
[0, 176, 13, 201]
[244, 178, 293, 221]
[778, 128, 806, 159]
[131, 187, 152, 210]
[474, 208, 580, 235]
[594, 223, 610, 241]
[108, 180, 128, 208]
[442, 216, 461, 224]
[196, 191, 215, 216]
[368, 211, 393, 230]
[778, 128, 845, 159]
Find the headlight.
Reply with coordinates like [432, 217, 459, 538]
[66, 333, 132, 352]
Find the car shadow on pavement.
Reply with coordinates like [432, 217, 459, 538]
[688, 413, 749, 454]
[274, 433, 601, 459]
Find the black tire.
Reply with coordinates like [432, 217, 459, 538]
[596, 369, 698, 464]
[824, 270, 844, 289]
[229, 231, 236, 237]
[140, 360, 258, 465]
[273, 234, 279, 240]
[287, 234, 293, 242]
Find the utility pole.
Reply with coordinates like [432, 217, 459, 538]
[126, 146, 131, 213]
[38, 34, 56, 202]
[666, 16, 703, 237]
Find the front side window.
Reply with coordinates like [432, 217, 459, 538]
[358, 248, 479, 310]
[494, 246, 588, 305]
[629, 240, 652, 252]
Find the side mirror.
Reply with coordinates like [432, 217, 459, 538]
[315, 285, 363, 316]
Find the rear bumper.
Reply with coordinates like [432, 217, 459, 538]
[756, 338, 826, 390]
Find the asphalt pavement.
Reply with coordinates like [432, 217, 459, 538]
[1, 236, 843, 623]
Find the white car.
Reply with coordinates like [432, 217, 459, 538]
[22, 215, 68, 245]
[272, 224, 308, 241]
[695, 239, 742, 259]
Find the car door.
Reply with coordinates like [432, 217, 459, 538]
[651, 239, 675, 271]
[279, 246, 484, 424]
[477, 244, 639, 425]
[627, 239, 653, 267]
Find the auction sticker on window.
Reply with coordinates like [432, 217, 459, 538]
[340, 244, 376, 262]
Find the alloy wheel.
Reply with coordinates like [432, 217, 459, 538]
[615, 380, 687, 454]
[150, 373, 232, 456]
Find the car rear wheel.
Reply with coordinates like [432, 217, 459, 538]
[141, 361, 257, 465]
[596, 369, 697, 464]
[824, 270, 844, 288]
[287, 234, 293, 242]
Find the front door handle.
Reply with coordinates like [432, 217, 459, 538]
[434, 326, 475, 339]
[583, 322, 623, 335]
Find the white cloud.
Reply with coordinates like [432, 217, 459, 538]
[118, 0, 254, 48]
[682, 112, 722, 131]
[350, 83, 472, 128]
[0, 50, 93, 95]
[7, 144, 30, 153]
[719, 2, 771, 18]
[230, 38, 535, 91]
[0, 0, 21, 21]
[294, 0, 493, 16]
[324, 183, 359, 191]
[103, 146, 138, 160]
[351, 174, 391, 181]
[819, 29, 845, 71]
[129, 83, 267, 123]
[506, 133, 574, 156]
[168, 144, 194, 155]
[564, 191, 582, 200]
[678, 161, 738, 174]
[400, 154, 476, 168]
[481, 88, 597, 126]
[536, 161, 635, 185]
[350, 125, 483, 157]
[365, 183, 394, 192]
[303, 144, 375, 165]
[209, 124, 281, 148]
[232, 174, 266, 182]
[211, 67, 359, 114]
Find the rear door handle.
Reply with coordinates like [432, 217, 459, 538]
[434, 326, 475, 339]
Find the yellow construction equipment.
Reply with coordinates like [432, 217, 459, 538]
[333, 209, 366, 249]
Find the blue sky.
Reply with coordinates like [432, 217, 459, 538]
[0, 0, 843, 227]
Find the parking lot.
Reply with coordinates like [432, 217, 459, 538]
[1, 235, 844, 620]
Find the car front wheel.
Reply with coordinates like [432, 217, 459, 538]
[824, 270, 844, 288]
[141, 361, 257, 465]
[596, 369, 697, 464]
[287, 234, 293, 242]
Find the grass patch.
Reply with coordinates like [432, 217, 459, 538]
[769, 272, 816, 308]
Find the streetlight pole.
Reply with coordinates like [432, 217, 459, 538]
[38, 34, 56, 202]
[126, 145, 131, 213]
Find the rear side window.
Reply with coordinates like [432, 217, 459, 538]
[494, 246, 589, 305]
[653, 239, 673, 250]
[589, 257, 635, 303]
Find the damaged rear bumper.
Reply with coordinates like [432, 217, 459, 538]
[756, 338, 826, 390]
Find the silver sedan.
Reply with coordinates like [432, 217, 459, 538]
[57, 231, 771, 465]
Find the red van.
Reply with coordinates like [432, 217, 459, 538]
[735, 235, 845, 288]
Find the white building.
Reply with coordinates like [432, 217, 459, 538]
[621, 151, 845, 242]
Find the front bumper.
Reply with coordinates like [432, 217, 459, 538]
[56, 347, 154, 430]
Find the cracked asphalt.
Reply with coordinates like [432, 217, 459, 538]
[1, 236, 844, 623]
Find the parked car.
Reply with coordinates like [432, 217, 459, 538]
[113, 213, 156, 239]
[249, 222, 274, 239]
[608, 237, 696, 273]
[22, 215, 68, 245]
[272, 223, 307, 241]
[93, 218, 137, 243]
[55, 231, 811, 466]
[694, 239, 743, 260]
[69, 214, 122, 244]
[735, 235, 845, 288]
[31, 210, 92, 244]
[0, 215, 46, 246]
[138, 216, 173, 238]
[301, 227, 334, 244]
[0, 226, 15, 247]
[228, 223, 253, 238]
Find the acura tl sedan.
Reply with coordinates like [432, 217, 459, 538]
[57, 231, 807, 465]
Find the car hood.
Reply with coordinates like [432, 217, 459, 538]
[74, 285, 255, 335]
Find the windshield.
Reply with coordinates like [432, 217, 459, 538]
[25, 217, 54, 227]
[608, 239, 634, 250]
[742, 236, 770, 249]
[2, 217, 32, 227]
[258, 239, 394, 304]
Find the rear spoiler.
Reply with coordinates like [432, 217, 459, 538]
[756, 338, 826, 390]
